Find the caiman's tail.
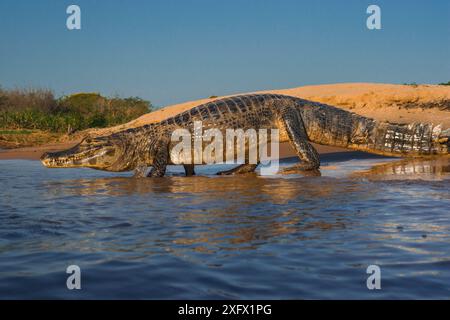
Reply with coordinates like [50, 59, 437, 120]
[350, 120, 449, 157]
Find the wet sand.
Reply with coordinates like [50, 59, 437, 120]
[0, 142, 79, 160]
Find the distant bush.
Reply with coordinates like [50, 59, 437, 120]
[403, 82, 418, 87]
[0, 88, 152, 133]
[0, 88, 57, 112]
[438, 81, 450, 86]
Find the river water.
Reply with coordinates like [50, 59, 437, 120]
[0, 154, 449, 299]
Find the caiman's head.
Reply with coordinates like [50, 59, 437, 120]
[41, 135, 133, 171]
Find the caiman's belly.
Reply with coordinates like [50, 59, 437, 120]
[167, 120, 290, 165]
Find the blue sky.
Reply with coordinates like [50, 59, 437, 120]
[0, 0, 449, 107]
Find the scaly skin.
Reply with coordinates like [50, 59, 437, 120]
[41, 94, 450, 177]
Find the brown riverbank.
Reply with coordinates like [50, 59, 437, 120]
[0, 141, 348, 160]
[0, 142, 78, 160]
[1, 82, 449, 161]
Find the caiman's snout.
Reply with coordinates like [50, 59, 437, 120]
[40, 152, 51, 167]
[40, 149, 77, 168]
[40, 137, 124, 170]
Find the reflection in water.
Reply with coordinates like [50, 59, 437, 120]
[353, 157, 450, 181]
[1, 158, 450, 299]
[39, 156, 449, 256]
[42, 175, 357, 254]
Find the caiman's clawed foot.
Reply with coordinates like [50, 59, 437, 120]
[281, 164, 321, 176]
[216, 164, 258, 175]
[147, 168, 166, 177]
[133, 165, 148, 178]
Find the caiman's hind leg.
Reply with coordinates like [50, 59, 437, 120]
[217, 163, 258, 175]
[183, 164, 195, 176]
[148, 140, 169, 177]
[280, 106, 320, 173]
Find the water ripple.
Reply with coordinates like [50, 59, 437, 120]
[0, 157, 449, 298]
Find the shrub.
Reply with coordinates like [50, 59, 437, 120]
[0, 88, 152, 133]
[0, 87, 57, 112]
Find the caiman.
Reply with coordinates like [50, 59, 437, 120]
[41, 94, 450, 177]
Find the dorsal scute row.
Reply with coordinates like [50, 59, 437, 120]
[161, 93, 291, 126]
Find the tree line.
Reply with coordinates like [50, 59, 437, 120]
[0, 87, 152, 133]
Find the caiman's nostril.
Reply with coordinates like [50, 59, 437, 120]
[40, 152, 49, 161]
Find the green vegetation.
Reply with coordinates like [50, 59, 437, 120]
[0, 88, 152, 133]
[0, 129, 33, 135]
[0, 129, 62, 148]
[438, 81, 450, 86]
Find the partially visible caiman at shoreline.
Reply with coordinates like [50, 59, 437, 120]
[41, 94, 450, 177]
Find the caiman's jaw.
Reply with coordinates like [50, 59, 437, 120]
[40, 137, 125, 171]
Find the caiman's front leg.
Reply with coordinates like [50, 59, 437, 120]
[280, 106, 320, 172]
[148, 140, 169, 177]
